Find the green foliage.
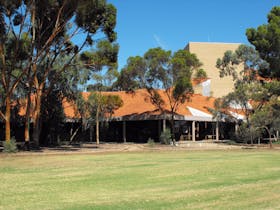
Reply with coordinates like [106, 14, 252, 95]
[195, 68, 207, 78]
[103, 95, 123, 116]
[216, 44, 269, 81]
[80, 40, 119, 93]
[41, 90, 66, 146]
[114, 47, 201, 142]
[173, 76, 193, 103]
[171, 49, 201, 80]
[143, 48, 171, 88]
[264, 80, 280, 96]
[76, 1, 117, 42]
[147, 138, 155, 147]
[112, 57, 145, 91]
[246, 6, 280, 77]
[251, 92, 280, 137]
[80, 41, 119, 71]
[0, 0, 118, 144]
[234, 124, 261, 144]
[3, 138, 18, 153]
[216, 79, 280, 144]
[114, 47, 201, 93]
[84, 92, 123, 122]
[215, 42, 280, 144]
[216, 82, 256, 123]
[160, 128, 172, 145]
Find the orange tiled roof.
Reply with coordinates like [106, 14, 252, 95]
[18, 89, 247, 122]
[63, 89, 216, 120]
[192, 78, 209, 86]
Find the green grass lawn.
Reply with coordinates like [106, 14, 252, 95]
[1, 150, 280, 210]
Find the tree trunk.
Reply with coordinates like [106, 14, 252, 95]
[265, 127, 273, 149]
[69, 126, 80, 144]
[24, 94, 31, 150]
[32, 89, 43, 147]
[90, 125, 93, 142]
[216, 121, 219, 141]
[33, 121, 41, 147]
[96, 104, 100, 145]
[5, 95, 11, 142]
[261, 126, 273, 149]
[171, 112, 175, 145]
[269, 138, 273, 149]
[247, 118, 253, 145]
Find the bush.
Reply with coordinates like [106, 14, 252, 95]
[272, 140, 280, 144]
[234, 124, 261, 144]
[160, 128, 172, 145]
[147, 138, 155, 147]
[3, 138, 18, 153]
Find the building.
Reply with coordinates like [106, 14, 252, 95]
[186, 42, 241, 98]
[62, 89, 238, 143]
[13, 42, 245, 144]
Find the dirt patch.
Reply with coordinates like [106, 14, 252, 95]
[0, 141, 278, 156]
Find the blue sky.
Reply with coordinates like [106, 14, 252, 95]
[108, 0, 280, 70]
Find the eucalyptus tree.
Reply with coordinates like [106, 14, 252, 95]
[0, 0, 117, 146]
[74, 89, 123, 145]
[246, 6, 280, 77]
[87, 92, 123, 145]
[78, 40, 120, 144]
[216, 44, 269, 82]
[216, 44, 280, 144]
[250, 18, 280, 141]
[212, 6, 280, 144]
[250, 100, 280, 148]
[114, 47, 201, 143]
[250, 80, 280, 147]
[0, 2, 31, 142]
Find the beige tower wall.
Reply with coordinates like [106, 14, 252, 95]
[186, 42, 241, 98]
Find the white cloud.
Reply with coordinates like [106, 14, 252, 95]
[153, 34, 167, 49]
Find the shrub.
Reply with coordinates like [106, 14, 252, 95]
[160, 128, 172, 145]
[272, 140, 280, 144]
[3, 138, 18, 153]
[234, 124, 261, 144]
[147, 138, 155, 147]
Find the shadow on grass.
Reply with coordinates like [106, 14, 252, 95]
[0, 141, 100, 153]
[40, 144, 99, 152]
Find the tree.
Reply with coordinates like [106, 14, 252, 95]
[251, 105, 275, 148]
[246, 6, 280, 146]
[75, 39, 119, 145]
[0, 0, 117, 146]
[87, 92, 123, 145]
[250, 80, 280, 147]
[115, 47, 201, 143]
[40, 89, 66, 146]
[112, 56, 146, 91]
[80, 40, 119, 90]
[0, 33, 31, 142]
[216, 44, 269, 82]
[246, 6, 280, 77]
[75, 91, 123, 145]
[31, 0, 117, 147]
[216, 45, 263, 143]
[216, 44, 280, 145]
[216, 82, 264, 144]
